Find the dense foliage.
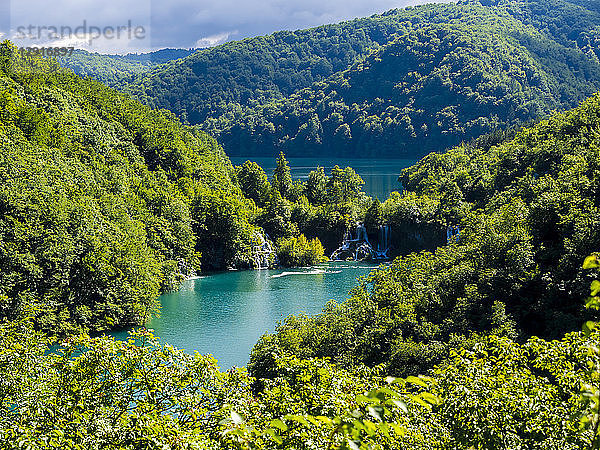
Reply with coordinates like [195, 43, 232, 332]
[209, 0, 600, 158]
[234, 153, 373, 255]
[0, 42, 381, 334]
[3, 308, 600, 448]
[0, 42, 256, 334]
[250, 92, 600, 378]
[104, 0, 600, 158]
[58, 48, 196, 87]
[276, 234, 327, 268]
[9, 1, 600, 444]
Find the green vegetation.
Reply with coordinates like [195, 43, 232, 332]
[250, 92, 600, 379]
[0, 42, 378, 334]
[3, 298, 600, 448]
[57, 48, 196, 87]
[276, 234, 327, 267]
[110, 0, 600, 158]
[209, 3, 600, 158]
[6, 1, 600, 445]
[233, 152, 373, 254]
[0, 41, 260, 334]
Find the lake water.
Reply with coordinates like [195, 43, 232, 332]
[112, 262, 378, 368]
[230, 157, 418, 200]
[112, 157, 419, 368]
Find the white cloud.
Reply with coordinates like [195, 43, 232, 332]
[194, 31, 237, 48]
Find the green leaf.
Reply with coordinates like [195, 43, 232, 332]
[586, 297, 600, 311]
[584, 255, 600, 269]
[583, 321, 599, 337]
[356, 394, 373, 404]
[405, 376, 428, 388]
[420, 392, 441, 405]
[592, 280, 600, 296]
[270, 419, 288, 432]
[263, 428, 283, 445]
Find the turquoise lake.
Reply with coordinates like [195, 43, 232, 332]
[114, 262, 378, 368]
[112, 158, 418, 368]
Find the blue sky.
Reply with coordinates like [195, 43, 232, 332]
[1, 0, 451, 54]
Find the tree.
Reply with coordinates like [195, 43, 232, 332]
[272, 152, 293, 199]
[306, 166, 328, 205]
[364, 197, 384, 231]
[236, 160, 271, 207]
[327, 166, 364, 203]
[276, 234, 326, 267]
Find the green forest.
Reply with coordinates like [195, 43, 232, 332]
[3, 0, 600, 447]
[57, 48, 196, 87]
[3, 63, 600, 448]
[0, 41, 377, 335]
[103, 0, 600, 158]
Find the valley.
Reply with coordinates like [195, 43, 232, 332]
[2, 0, 600, 447]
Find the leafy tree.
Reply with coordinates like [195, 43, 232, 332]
[250, 92, 600, 379]
[327, 166, 365, 203]
[306, 166, 328, 205]
[276, 234, 327, 267]
[192, 190, 256, 270]
[236, 160, 271, 207]
[272, 152, 293, 199]
[364, 198, 384, 232]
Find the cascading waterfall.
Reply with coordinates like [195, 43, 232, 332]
[374, 224, 391, 259]
[330, 222, 392, 261]
[178, 258, 193, 278]
[251, 230, 277, 269]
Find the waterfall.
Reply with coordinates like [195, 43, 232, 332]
[251, 230, 277, 269]
[374, 224, 390, 259]
[356, 223, 370, 245]
[330, 222, 377, 261]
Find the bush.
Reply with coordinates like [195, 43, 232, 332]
[276, 234, 327, 267]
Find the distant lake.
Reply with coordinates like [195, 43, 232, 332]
[230, 157, 418, 200]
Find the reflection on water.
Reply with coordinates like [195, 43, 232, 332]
[230, 157, 418, 200]
[111, 261, 378, 369]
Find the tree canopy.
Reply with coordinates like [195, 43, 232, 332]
[68, 0, 600, 158]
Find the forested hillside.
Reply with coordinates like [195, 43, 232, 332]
[0, 41, 387, 335]
[4, 86, 600, 450]
[208, 0, 600, 157]
[113, 0, 600, 158]
[57, 48, 196, 86]
[0, 42, 247, 334]
[250, 92, 600, 379]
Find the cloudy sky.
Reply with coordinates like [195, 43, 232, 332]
[1, 0, 449, 54]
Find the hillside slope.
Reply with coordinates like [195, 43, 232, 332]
[250, 92, 600, 378]
[114, 0, 600, 158]
[207, 0, 600, 157]
[57, 48, 196, 86]
[0, 42, 252, 335]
